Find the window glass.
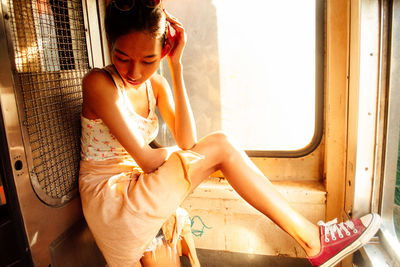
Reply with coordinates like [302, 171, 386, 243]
[157, 0, 323, 153]
[394, 132, 400, 239]
[214, 0, 317, 151]
[49, 0, 76, 70]
[11, 0, 82, 72]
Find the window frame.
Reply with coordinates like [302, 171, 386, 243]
[359, 0, 400, 265]
[377, 0, 400, 263]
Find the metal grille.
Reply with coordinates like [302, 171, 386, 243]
[5, 0, 89, 206]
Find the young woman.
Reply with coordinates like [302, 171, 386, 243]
[79, 0, 381, 266]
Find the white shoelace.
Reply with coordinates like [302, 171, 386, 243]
[318, 218, 358, 242]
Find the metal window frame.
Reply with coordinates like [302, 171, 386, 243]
[0, 0, 32, 208]
[349, 0, 383, 219]
[376, 0, 400, 264]
[81, 0, 105, 69]
[358, 0, 400, 265]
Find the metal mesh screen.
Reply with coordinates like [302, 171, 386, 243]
[5, 0, 89, 206]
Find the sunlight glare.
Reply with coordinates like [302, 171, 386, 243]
[213, 0, 316, 150]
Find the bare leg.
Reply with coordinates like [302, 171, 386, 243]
[187, 132, 321, 256]
[140, 241, 181, 267]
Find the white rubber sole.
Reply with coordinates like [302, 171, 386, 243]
[319, 213, 381, 267]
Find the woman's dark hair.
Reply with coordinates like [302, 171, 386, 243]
[105, 1, 166, 46]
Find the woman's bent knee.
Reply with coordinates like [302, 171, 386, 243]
[208, 131, 238, 153]
[204, 131, 233, 148]
[196, 131, 239, 163]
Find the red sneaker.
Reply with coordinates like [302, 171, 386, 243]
[308, 213, 381, 267]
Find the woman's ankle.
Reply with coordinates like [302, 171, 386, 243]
[305, 239, 321, 257]
[301, 226, 321, 257]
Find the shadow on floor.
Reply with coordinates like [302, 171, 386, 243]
[181, 249, 312, 267]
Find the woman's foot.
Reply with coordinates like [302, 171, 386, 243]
[308, 213, 381, 267]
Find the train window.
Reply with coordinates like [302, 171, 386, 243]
[48, 0, 76, 70]
[377, 1, 400, 262]
[11, 0, 87, 72]
[5, 0, 88, 206]
[157, 0, 324, 155]
[378, 102, 400, 263]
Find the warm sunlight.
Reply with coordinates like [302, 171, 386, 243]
[213, 0, 316, 151]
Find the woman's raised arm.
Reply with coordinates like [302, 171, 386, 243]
[156, 12, 197, 149]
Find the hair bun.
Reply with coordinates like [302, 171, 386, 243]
[105, 0, 166, 45]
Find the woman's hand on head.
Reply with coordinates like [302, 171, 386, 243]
[164, 10, 186, 66]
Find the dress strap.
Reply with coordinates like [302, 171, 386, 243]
[146, 80, 157, 113]
[103, 65, 158, 118]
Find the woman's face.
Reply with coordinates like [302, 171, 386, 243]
[111, 31, 163, 88]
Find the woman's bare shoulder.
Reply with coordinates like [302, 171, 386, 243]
[150, 73, 170, 100]
[82, 68, 119, 119]
[83, 68, 112, 86]
[82, 68, 117, 97]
